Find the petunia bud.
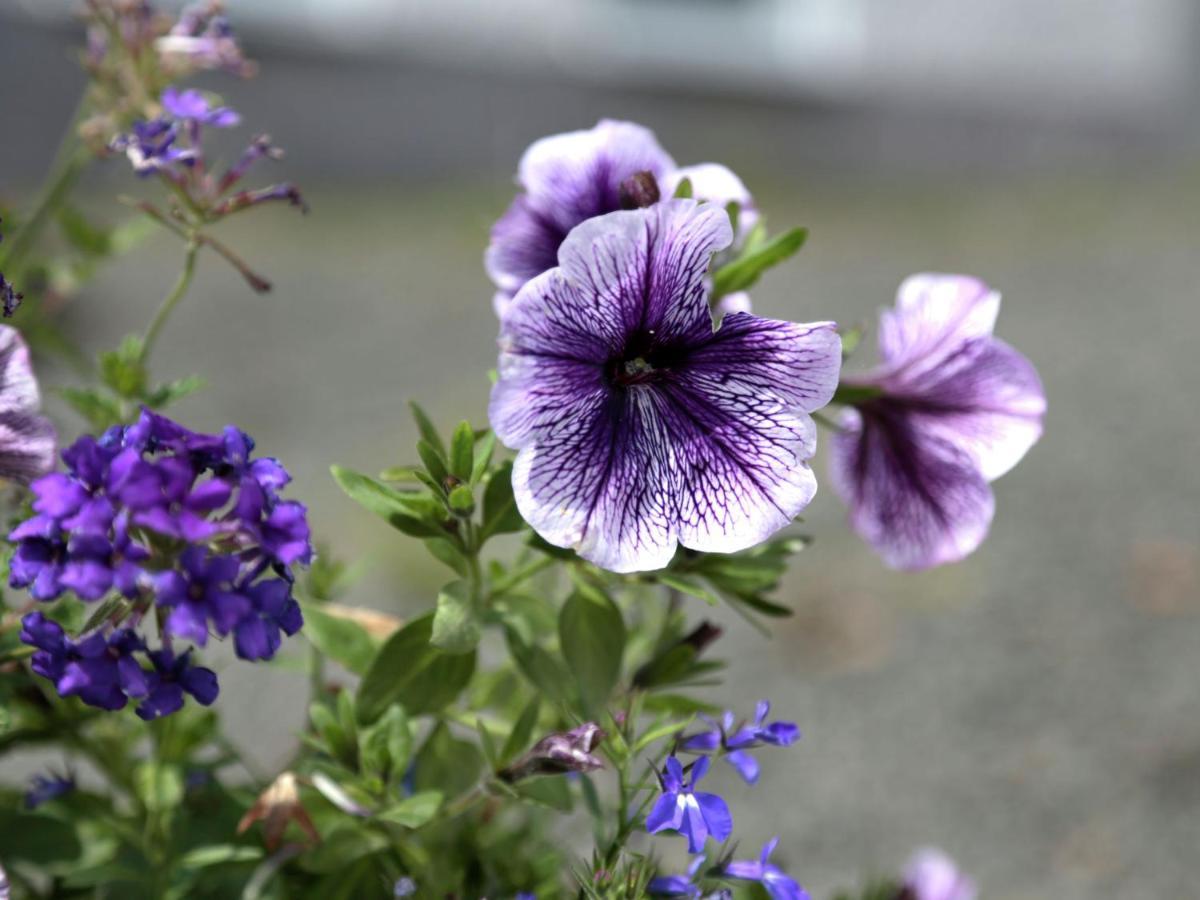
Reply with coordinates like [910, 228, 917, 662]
[499, 721, 606, 782]
[618, 171, 661, 209]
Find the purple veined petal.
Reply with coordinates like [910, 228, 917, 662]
[0, 411, 57, 484]
[661, 163, 759, 244]
[876, 274, 1000, 381]
[517, 120, 676, 236]
[901, 338, 1046, 482]
[0, 326, 42, 413]
[680, 794, 710, 853]
[828, 407, 996, 570]
[724, 750, 760, 784]
[658, 316, 841, 556]
[713, 291, 752, 321]
[486, 196, 566, 306]
[694, 791, 732, 843]
[645, 791, 685, 834]
[556, 200, 732, 345]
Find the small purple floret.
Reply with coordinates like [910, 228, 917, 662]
[724, 837, 810, 900]
[24, 772, 75, 809]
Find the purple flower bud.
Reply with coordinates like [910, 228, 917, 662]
[499, 721, 606, 782]
[618, 170, 661, 209]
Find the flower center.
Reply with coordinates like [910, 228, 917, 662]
[606, 337, 687, 387]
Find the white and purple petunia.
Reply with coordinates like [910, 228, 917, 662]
[489, 199, 841, 573]
[0, 325, 57, 484]
[485, 119, 758, 315]
[900, 848, 977, 900]
[645, 755, 733, 853]
[828, 274, 1046, 570]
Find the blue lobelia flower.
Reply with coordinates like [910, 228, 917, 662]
[489, 199, 841, 573]
[24, 772, 75, 809]
[486, 120, 758, 316]
[723, 837, 809, 900]
[645, 756, 732, 853]
[829, 274, 1046, 570]
[648, 854, 705, 896]
[680, 700, 799, 785]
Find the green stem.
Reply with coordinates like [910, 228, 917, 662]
[140, 239, 199, 364]
[831, 382, 884, 406]
[0, 108, 91, 278]
[488, 555, 555, 600]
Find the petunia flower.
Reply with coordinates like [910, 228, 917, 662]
[486, 120, 758, 315]
[900, 848, 977, 900]
[724, 837, 809, 900]
[828, 274, 1046, 570]
[645, 756, 733, 853]
[0, 325, 57, 483]
[489, 199, 840, 573]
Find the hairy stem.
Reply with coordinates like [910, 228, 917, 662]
[140, 239, 199, 364]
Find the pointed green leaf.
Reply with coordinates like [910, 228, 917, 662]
[559, 588, 626, 718]
[711, 226, 808, 297]
[377, 790, 443, 828]
[330, 465, 443, 537]
[500, 696, 541, 763]
[301, 602, 378, 676]
[408, 401, 445, 457]
[449, 420, 475, 481]
[430, 580, 482, 654]
[481, 461, 524, 540]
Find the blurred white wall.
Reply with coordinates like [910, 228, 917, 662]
[5, 0, 1197, 124]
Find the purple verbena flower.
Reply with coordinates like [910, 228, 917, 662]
[724, 838, 809, 900]
[489, 199, 841, 573]
[24, 772, 75, 809]
[0, 325, 57, 482]
[645, 756, 732, 853]
[828, 274, 1046, 570]
[137, 645, 219, 720]
[680, 700, 799, 784]
[110, 117, 196, 176]
[161, 87, 241, 128]
[153, 547, 250, 647]
[20, 612, 149, 711]
[900, 848, 977, 900]
[157, 1, 256, 78]
[486, 120, 758, 315]
[648, 855, 706, 897]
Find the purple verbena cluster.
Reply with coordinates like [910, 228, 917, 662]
[111, 87, 303, 217]
[9, 409, 311, 717]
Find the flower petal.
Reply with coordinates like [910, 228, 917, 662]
[724, 750, 760, 784]
[877, 274, 999, 380]
[645, 791, 685, 834]
[556, 199, 732, 346]
[828, 407, 995, 570]
[902, 338, 1046, 482]
[661, 317, 840, 554]
[661, 163, 759, 244]
[695, 791, 732, 843]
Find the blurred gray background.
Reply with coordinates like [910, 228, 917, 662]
[2, 1, 1200, 897]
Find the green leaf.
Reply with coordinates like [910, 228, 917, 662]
[631, 644, 697, 689]
[145, 374, 206, 410]
[408, 401, 446, 457]
[475, 716, 500, 768]
[417, 439, 449, 485]
[500, 696, 541, 763]
[641, 693, 721, 717]
[504, 627, 574, 708]
[558, 588, 626, 718]
[414, 721, 483, 798]
[516, 775, 573, 811]
[179, 844, 263, 868]
[377, 790, 443, 828]
[59, 386, 123, 431]
[58, 205, 113, 256]
[301, 602, 378, 676]
[424, 536, 469, 576]
[447, 483, 475, 515]
[330, 465, 443, 538]
[449, 420, 475, 481]
[135, 761, 183, 813]
[711, 226, 808, 297]
[430, 580, 482, 654]
[481, 461, 524, 540]
[633, 719, 689, 754]
[80, 595, 130, 633]
[657, 573, 718, 605]
[672, 176, 693, 199]
[470, 431, 496, 484]
[356, 613, 476, 723]
[310, 701, 355, 766]
[98, 334, 147, 399]
[0, 810, 81, 864]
